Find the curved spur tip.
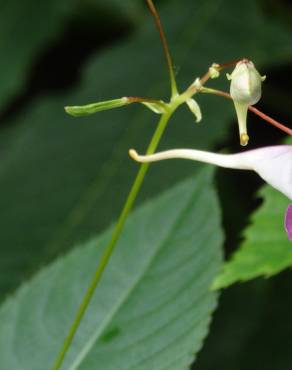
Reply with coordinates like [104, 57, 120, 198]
[284, 204, 292, 241]
[129, 149, 139, 161]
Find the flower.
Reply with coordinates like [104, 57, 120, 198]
[227, 59, 266, 146]
[129, 145, 292, 200]
[130, 145, 292, 240]
[285, 205, 292, 241]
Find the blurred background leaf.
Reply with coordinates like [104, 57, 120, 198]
[195, 271, 292, 370]
[0, 0, 292, 369]
[0, 0, 292, 301]
[213, 184, 292, 289]
[0, 0, 144, 114]
[0, 172, 223, 370]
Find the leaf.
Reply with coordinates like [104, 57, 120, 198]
[0, 171, 223, 370]
[0, 0, 72, 111]
[0, 0, 141, 112]
[213, 151, 292, 289]
[213, 136, 292, 289]
[1, 0, 292, 299]
[96, 0, 144, 23]
[197, 273, 292, 370]
[195, 280, 271, 370]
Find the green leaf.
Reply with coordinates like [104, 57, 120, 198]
[195, 280, 271, 370]
[197, 274, 292, 370]
[213, 180, 292, 290]
[96, 0, 144, 23]
[213, 135, 292, 289]
[1, 0, 292, 299]
[0, 0, 141, 112]
[0, 171, 223, 370]
[0, 0, 72, 111]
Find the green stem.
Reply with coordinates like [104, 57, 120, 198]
[52, 108, 175, 370]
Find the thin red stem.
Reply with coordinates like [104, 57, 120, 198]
[202, 88, 292, 136]
[249, 106, 292, 135]
[217, 59, 242, 71]
[199, 60, 240, 85]
[127, 96, 162, 103]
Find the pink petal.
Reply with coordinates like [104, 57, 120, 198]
[284, 205, 292, 241]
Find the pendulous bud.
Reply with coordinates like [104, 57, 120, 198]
[227, 59, 266, 146]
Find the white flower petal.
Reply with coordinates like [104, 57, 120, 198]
[129, 145, 292, 200]
[251, 146, 292, 200]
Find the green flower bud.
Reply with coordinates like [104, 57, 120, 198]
[227, 59, 266, 146]
[65, 97, 130, 117]
[229, 59, 264, 105]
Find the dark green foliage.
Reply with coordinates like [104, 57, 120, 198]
[0, 0, 291, 299]
[0, 0, 292, 369]
[0, 172, 222, 370]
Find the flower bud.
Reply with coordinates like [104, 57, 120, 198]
[65, 97, 130, 117]
[227, 59, 265, 146]
[229, 59, 264, 105]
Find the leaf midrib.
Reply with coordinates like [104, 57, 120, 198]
[67, 178, 203, 370]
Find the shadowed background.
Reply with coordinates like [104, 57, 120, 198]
[0, 0, 292, 369]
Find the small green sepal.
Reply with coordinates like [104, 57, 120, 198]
[141, 101, 169, 114]
[186, 98, 202, 122]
